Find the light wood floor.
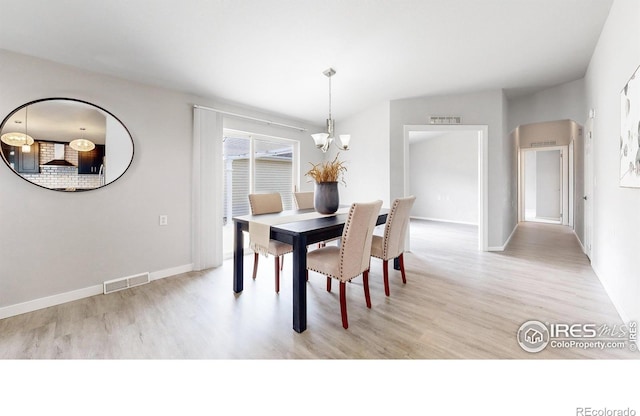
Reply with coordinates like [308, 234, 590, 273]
[1, 220, 637, 359]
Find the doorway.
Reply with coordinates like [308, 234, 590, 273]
[408, 130, 479, 225]
[403, 124, 488, 251]
[519, 146, 569, 225]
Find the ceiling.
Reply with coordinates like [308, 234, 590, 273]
[0, 0, 613, 125]
[1, 100, 107, 144]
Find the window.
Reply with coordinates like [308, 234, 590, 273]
[222, 129, 298, 258]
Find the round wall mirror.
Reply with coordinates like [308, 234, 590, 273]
[0, 98, 134, 192]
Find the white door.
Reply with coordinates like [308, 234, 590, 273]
[522, 148, 565, 224]
[584, 119, 593, 259]
[535, 149, 562, 222]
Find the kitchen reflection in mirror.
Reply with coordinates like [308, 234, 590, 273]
[0, 98, 134, 192]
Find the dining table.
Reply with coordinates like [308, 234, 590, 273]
[233, 206, 389, 333]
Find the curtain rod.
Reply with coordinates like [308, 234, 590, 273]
[193, 104, 307, 132]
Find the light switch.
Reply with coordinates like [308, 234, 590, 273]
[159, 215, 168, 226]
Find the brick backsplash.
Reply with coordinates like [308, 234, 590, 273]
[20, 142, 101, 190]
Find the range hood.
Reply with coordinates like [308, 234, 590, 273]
[43, 143, 76, 167]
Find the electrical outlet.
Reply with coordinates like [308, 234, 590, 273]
[159, 215, 168, 226]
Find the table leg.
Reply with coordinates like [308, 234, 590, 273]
[292, 234, 308, 333]
[233, 220, 244, 293]
[394, 257, 400, 271]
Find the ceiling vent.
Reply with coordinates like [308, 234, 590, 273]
[429, 116, 462, 125]
[530, 140, 557, 147]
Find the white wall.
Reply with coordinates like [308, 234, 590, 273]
[327, 101, 390, 207]
[409, 131, 478, 224]
[0, 49, 320, 314]
[390, 90, 516, 248]
[584, 0, 640, 324]
[0, 50, 193, 310]
[508, 78, 587, 132]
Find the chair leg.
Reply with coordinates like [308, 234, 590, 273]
[274, 256, 280, 293]
[306, 270, 309, 282]
[382, 259, 390, 296]
[363, 270, 371, 308]
[252, 253, 259, 279]
[280, 255, 284, 270]
[399, 253, 407, 284]
[326, 277, 332, 292]
[339, 281, 348, 329]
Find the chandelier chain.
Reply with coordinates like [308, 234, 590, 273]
[24, 106, 28, 141]
[328, 74, 332, 120]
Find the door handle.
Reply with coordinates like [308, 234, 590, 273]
[583, 196, 588, 200]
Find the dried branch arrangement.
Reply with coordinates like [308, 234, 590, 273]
[305, 153, 347, 185]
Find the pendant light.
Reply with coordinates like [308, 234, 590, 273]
[21, 106, 31, 153]
[311, 68, 350, 152]
[69, 127, 95, 152]
[0, 107, 34, 150]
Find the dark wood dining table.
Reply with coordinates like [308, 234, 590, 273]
[233, 207, 389, 333]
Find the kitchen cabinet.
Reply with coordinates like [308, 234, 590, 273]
[1, 141, 40, 174]
[78, 144, 105, 174]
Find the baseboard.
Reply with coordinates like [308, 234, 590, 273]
[410, 216, 478, 226]
[592, 264, 640, 348]
[0, 285, 104, 320]
[488, 223, 519, 252]
[572, 230, 587, 255]
[0, 263, 194, 320]
[150, 264, 193, 281]
[591, 262, 631, 324]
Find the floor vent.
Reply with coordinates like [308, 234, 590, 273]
[103, 272, 150, 294]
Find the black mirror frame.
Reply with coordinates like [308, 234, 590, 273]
[0, 97, 135, 192]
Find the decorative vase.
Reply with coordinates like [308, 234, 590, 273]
[314, 181, 339, 214]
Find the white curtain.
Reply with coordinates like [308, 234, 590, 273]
[192, 107, 223, 270]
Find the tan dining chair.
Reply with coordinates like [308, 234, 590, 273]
[293, 191, 314, 210]
[370, 195, 416, 296]
[306, 199, 383, 329]
[248, 192, 293, 293]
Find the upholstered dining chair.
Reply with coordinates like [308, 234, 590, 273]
[370, 195, 416, 296]
[293, 191, 314, 210]
[306, 199, 383, 329]
[248, 192, 293, 293]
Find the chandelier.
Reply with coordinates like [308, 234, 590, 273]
[311, 68, 350, 152]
